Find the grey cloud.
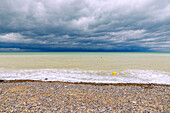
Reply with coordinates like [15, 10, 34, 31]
[0, 0, 170, 52]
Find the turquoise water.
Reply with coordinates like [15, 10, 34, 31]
[0, 52, 170, 55]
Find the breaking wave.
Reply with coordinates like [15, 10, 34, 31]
[0, 68, 170, 84]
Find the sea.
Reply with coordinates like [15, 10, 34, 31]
[0, 52, 170, 84]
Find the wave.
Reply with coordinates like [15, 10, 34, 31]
[0, 68, 170, 84]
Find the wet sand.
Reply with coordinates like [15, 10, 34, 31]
[0, 80, 170, 112]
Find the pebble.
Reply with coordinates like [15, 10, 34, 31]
[132, 101, 137, 104]
[0, 81, 169, 112]
[45, 78, 48, 80]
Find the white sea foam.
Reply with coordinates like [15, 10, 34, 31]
[0, 68, 170, 84]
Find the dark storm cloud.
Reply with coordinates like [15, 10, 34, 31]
[0, 0, 170, 52]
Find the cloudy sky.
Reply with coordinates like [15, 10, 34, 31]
[0, 0, 170, 52]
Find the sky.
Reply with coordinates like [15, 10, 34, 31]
[0, 0, 170, 52]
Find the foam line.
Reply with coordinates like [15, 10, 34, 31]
[0, 68, 170, 84]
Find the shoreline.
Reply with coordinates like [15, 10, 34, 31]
[1, 79, 170, 87]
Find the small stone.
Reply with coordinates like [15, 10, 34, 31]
[132, 101, 137, 104]
[45, 78, 48, 80]
[53, 108, 58, 111]
[113, 107, 116, 110]
[0, 89, 2, 94]
[81, 106, 86, 109]
[27, 105, 31, 109]
[100, 108, 105, 112]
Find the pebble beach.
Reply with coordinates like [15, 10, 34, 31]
[0, 80, 170, 112]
